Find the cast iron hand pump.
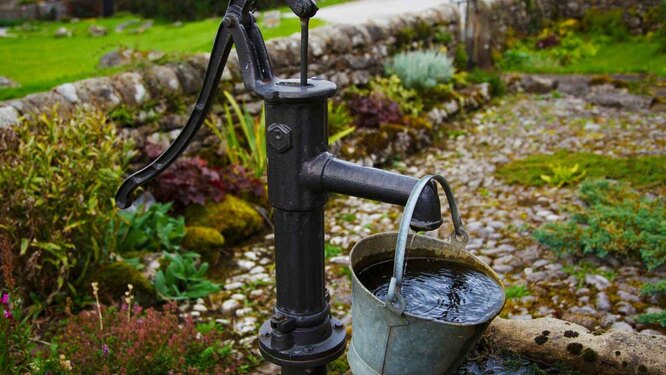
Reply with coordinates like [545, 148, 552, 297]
[116, 1, 446, 373]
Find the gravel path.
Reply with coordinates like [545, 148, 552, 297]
[315, 0, 454, 25]
[197, 93, 666, 373]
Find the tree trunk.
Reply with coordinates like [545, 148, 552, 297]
[484, 318, 666, 375]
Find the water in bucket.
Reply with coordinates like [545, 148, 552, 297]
[357, 257, 504, 324]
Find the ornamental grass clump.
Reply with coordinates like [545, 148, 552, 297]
[384, 50, 455, 91]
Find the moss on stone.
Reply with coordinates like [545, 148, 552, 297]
[185, 195, 263, 244]
[182, 226, 226, 265]
[496, 151, 666, 188]
[567, 342, 583, 355]
[581, 348, 599, 363]
[93, 262, 157, 306]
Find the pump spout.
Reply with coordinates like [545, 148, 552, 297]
[305, 155, 444, 231]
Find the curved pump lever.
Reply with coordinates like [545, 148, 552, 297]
[115, 21, 233, 209]
[116, 0, 318, 209]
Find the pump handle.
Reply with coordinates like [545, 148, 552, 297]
[115, 23, 232, 209]
[116, 0, 317, 209]
[385, 175, 469, 312]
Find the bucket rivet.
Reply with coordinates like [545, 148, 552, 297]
[305, 346, 314, 353]
[334, 321, 344, 329]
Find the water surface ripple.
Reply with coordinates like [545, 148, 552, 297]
[358, 258, 504, 324]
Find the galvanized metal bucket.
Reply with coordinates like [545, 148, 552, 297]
[348, 175, 505, 375]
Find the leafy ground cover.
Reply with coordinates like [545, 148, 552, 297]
[501, 36, 666, 77]
[496, 151, 666, 188]
[498, 8, 666, 77]
[0, 12, 323, 100]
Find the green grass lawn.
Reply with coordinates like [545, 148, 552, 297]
[0, 1, 353, 101]
[501, 37, 666, 77]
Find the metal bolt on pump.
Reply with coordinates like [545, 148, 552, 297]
[115, 1, 445, 373]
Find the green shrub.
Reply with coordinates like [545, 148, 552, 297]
[467, 69, 507, 97]
[496, 151, 666, 188]
[384, 50, 455, 91]
[454, 44, 469, 71]
[0, 109, 131, 306]
[636, 311, 666, 328]
[155, 252, 221, 301]
[581, 9, 630, 41]
[534, 179, 666, 270]
[105, 203, 186, 254]
[641, 280, 666, 296]
[369, 75, 425, 116]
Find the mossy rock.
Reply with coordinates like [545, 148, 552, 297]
[186, 195, 263, 244]
[182, 226, 226, 265]
[92, 262, 157, 306]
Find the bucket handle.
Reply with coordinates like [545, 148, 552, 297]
[385, 175, 469, 314]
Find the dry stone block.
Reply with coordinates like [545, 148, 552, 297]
[55, 83, 80, 103]
[145, 65, 182, 97]
[24, 91, 74, 116]
[111, 72, 150, 107]
[169, 61, 204, 95]
[74, 77, 122, 109]
[0, 106, 19, 128]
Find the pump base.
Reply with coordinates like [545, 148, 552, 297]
[258, 317, 346, 369]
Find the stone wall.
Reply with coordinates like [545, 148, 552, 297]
[0, 5, 460, 129]
[470, 0, 662, 68]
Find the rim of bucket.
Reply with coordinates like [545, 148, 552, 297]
[350, 232, 506, 327]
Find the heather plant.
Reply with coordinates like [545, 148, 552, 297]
[534, 179, 666, 270]
[0, 109, 132, 306]
[105, 203, 186, 254]
[145, 142, 266, 208]
[346, 92, 403, 129]
[145, 143, 226, 210]
[155, 252, 221, 301]
[53, 302, 238, 374]
[218, 164, 267, 204]
[384, 50, 455, 91]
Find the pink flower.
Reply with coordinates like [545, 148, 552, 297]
[3, 309, 12, 320]
[1, 293, 9, 305]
